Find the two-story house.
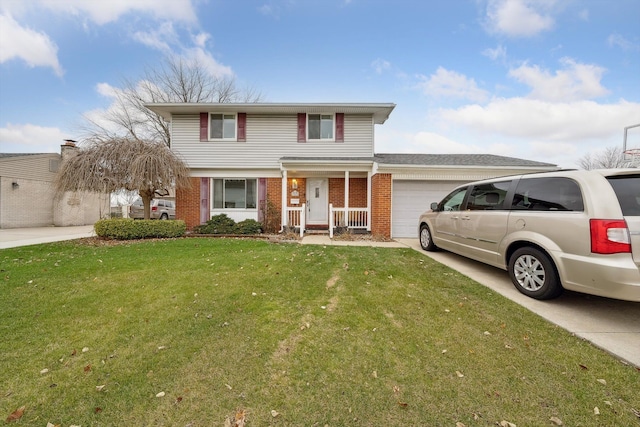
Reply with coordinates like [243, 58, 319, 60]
[145, 103, 557, 238]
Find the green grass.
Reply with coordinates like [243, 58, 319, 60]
[1, 238, 638, 426]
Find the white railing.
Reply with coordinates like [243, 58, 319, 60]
[329, 204, 369, 238]
[285, 204, 306, 238]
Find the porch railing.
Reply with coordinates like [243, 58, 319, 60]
[329, 204, 369, 238]
[285, 204, 306, 238]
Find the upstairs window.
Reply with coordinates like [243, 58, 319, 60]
[210, 114, 236, 139]
[308, 114, 334, 140]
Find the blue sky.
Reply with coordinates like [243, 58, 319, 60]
[1, 0, 639, 168]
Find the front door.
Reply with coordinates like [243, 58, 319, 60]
[307, 178, 328, 224]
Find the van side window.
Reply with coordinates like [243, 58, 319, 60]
[440, 187, 468, 212]
[467, 181, 511, 210]
[511, 178, 584, 211]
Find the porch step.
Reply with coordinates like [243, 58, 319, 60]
[304, 229, 329, 235]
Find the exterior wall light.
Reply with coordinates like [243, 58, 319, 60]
[12, 181, 19, 189]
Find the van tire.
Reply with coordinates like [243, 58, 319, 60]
[419, 224, 438, 251]
[508, 247, 563, 300]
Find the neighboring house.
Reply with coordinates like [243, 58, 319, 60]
[0, 142, 110, 229]
[145, 103, 558, 238]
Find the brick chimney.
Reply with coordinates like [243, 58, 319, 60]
[61, 139, 78, 160]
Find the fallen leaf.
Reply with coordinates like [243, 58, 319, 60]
[594, 406, 600, 415]
[483, 331, 491, 335]
[96, 385, 106, 392]
[549, 416, 563, 425]
[40, 368, 49, 374]
[225, 384, 233, 390]
[82, 347, 89, 353]
[397, 401, 408, 407]
[499, 421, 516, 427]
[71, 349, 77, 356]
[46, 423, 60, 427]
[235, 409, 246, 427]
[270, 410, 279, 418]
[84, 364, 92, 373]
[6, 406, 25, 422]
[393, 386, 400, 393]
[579, 364, 588, 370]
[597, 378, 607, 385]
[156, 391, 165, 398]
[372, 371, 378, 379]
[175, 396, 183, 404]
[95, 407, 102, 413]
[456, 371, 465, 378]
[456, 423, 466, 427]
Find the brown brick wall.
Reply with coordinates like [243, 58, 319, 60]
[328, 177, 368, 208]
[176, 177, 201, 230]
[371, 173, 391, 239]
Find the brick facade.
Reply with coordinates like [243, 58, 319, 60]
[328, 177, 367, 208]
[371, 173, 392, 239]
[176, 177, 201, 230]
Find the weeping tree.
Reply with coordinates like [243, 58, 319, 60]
[83, 55, 263, 146]
[55, 137, 191, 219]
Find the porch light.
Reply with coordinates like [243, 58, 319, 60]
[291, 179, 298, 189]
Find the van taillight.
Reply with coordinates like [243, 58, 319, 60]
[590, 219, 631, 254]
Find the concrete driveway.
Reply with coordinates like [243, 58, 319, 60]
[396, 238, 640, 368]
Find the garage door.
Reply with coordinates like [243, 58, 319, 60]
[391, 180, 466, 238]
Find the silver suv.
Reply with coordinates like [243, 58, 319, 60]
[418, 169, 640, 301]
[129, 198, 176, 220]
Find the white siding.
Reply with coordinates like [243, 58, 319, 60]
[171, 113, 375, 169]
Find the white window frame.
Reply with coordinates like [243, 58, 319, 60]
[307, 113, 335, 141]
[211, 178, 257, 210]
[209, 113, 237, 141]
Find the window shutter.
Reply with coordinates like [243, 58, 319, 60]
[238, 113, 246, 142]
[336, 113, 344, 142]
[200, 178, 210, 224]
[199, 113, 208, 141]
[297, 113, 306, 142]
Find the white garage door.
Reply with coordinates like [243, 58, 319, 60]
[391, 180, 466, 238]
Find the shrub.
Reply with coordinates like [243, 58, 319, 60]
[193, 214, 236, 234]
[235, 219, 262, 234]
[192, 215, 263, 235]
[94, 218, 186, 240]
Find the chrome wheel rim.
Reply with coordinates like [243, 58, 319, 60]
[513, 254, 545, 291]
[420, 227, 431, 248]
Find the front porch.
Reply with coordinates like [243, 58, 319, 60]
[279, 158, 374, 238]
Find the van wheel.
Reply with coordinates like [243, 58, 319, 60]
[508, 247, 562, 300]
[160, 213, 168, 220]
[419, 224, 437, 251]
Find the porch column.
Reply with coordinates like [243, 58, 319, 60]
[367, 171, 372, 231]
[344, 171, 350, 212]
[281, 170, 287, 230]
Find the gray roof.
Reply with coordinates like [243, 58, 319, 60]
[0, 153, 55, 159]
[374, 153, 556, 167]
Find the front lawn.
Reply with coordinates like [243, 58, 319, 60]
[1, 238, 638, 426]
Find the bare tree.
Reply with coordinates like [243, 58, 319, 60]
[577, 146, 628, 170]
[83, 56, 263, 146]
[55, 137, 191, 219]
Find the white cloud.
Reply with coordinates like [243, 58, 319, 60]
[132, 22, 178, 53]
[482, 44, 507, 61]
[37, 0, 197, 25]
[0, 123, 69, 153]
[436, 98, 640, 142]
[0, 13, 63, 76]
[417, 67, 489, 102]
[509, 58, 609, 102]
[578, 8, 589, 21]
[182, 47, 234, 78]
[485, 0, 556, 37]
[607, 33, 639, 51]
[371, 58, 391, 74]
[193, 32, 210, 49]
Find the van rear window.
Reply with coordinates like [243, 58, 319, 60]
[606, 175, 640, 216]
[511, 177, 584, 211]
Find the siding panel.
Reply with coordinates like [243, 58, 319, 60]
[171, 114, 375, 169]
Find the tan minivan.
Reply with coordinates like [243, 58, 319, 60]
[418, 169, 640, 301]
